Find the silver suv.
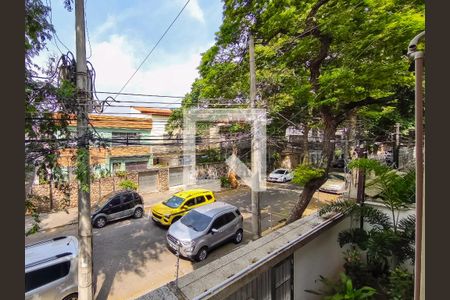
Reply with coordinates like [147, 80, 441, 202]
[25, 236, 78, 300]
[166, 202, 243, 261]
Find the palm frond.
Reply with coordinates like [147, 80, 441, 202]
[319, 199, 357, 216]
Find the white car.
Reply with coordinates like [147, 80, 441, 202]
[267, 169, 293, 183]
[319, 173, 348, 194]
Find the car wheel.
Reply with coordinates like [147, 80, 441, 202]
[94, 216, 107, 228]
[171, 216, 181, 224]
[195, 247, 208, 262]
[62, 293, 78, 300]
[234, 229, 243, 244]
[133, 207, 144, 219]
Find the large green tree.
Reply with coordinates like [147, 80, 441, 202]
[169, 0, 424, 224]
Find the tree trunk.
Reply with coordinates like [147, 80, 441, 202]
[286, 117, 337, 224]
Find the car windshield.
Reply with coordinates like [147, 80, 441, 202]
[180, 210, 212, 232]
[274, 170, 286, 174]
[163, 196, 184, 208]
[329, 174, 345, 181]
[93, 192, 117, 210]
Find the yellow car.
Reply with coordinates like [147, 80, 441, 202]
[151, 189, 216, 226]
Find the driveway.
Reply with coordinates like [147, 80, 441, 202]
[25, 183, 339, 299]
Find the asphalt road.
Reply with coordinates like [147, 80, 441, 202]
[25, 183, 315, 300]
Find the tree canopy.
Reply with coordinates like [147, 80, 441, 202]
[167, 0, 424, 222]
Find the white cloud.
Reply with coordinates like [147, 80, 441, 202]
[89, 34, 208, 114]
[186, 0, 205, 23]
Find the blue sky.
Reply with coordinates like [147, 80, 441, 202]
[36, 0, 223, 112]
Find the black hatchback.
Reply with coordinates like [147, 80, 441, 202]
[91, 190, 144, 228]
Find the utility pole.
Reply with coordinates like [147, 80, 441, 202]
[408, 31, 425, 300]
[249, 33, 261, 239]
[394, 122, 400, 168]
[75, 0, 93, 299]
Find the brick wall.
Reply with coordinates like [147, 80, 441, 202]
[29, 172, 139, 213]
[157, 168, 169, 191]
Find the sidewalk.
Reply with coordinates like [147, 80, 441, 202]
[25, 189, 177, 233]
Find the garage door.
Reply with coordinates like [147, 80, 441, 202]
[169, 167, 183, 187]
[138, 171, 158, 194]
[126, 161, 149, 172]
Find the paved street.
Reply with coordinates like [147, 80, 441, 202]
[25, 183, 339, 300]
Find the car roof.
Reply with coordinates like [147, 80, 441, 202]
[192, 201, 237, 217]
[25, 236, 78, 270]
[174, 188, 212, 199]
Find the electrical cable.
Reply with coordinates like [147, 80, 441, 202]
[113, 0, 191, 100]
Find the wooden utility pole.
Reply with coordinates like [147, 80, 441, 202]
[75, 0, 93, 299]
[249, 33, 261, 239]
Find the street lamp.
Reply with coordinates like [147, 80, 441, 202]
[407, 31, 425, 300]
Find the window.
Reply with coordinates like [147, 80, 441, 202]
[109, 196, 121, 206]
[205, 194, 213, 200]
[122, 193, 134, 204]
[223, 212, 236, 224]
[112, 132, 140, 146]
[195, 196, 206, 205]
[184, 198, 195, 207]
[181, 211, 212, 232]
[25, 261, 71, 292]
[211, 215, 227, 230]
[271, 257, 293, 300]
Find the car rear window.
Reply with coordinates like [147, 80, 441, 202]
[25, 261, 71, 292]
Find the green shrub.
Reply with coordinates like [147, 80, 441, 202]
[387, 267, 414, 300]
[292, 164, 325, 186]
[119, 179, 138, 191]
[220, 176, 231, 188]
[305, 273, 376, 300]
[115, 170, 127, 178]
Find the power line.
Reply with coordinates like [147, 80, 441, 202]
[47, 0, 71, 53]
[95, 91, 185, 99]
[114, 0, 191, 99]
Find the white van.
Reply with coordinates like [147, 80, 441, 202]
[25, 236, 78, 300]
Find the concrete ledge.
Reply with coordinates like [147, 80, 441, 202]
[136, 212, 346, 300]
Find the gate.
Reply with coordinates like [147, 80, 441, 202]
[138, 171, 158, 194]
[169, 167, 183, 187]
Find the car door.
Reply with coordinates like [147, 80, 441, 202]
[121, 192, 135, 217]
[102, 195, 123, 221]
[221, 212, 238, 240]
[208, 214, 226, 247]
[193, 195, 207, 208]
[25, 260, 72, 300]
[181, 197, 196, 213]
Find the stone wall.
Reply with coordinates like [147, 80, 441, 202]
[157, 168, 169, 191]
[29, 172, 139, 213]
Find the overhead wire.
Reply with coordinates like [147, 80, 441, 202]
[113, 0, 192, 100]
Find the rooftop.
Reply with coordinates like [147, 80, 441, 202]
[132, 107, 173, 116]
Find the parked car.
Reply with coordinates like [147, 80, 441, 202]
[91, 190, 144, 228]
[151, 189, 216, 226]
[267, 168, 294, 183]
[319, 173, 348, 194]
[332, 158, 345, 168]
[166, 202, 243, 261]
[25, 236, 78, 300]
